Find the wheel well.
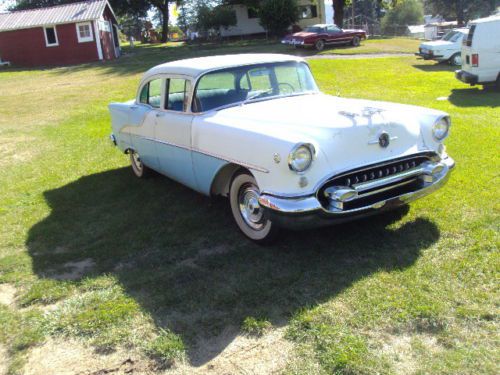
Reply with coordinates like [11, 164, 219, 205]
[210, 164, 249, 197]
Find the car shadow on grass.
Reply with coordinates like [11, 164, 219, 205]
[26, 167, 440, 366]
[448, 87, 500, 107]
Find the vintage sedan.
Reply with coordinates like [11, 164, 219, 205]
[281, 24, 367, 51]
[109, 54, 454, 242]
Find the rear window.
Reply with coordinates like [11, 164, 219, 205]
[464, 25, 476, 47]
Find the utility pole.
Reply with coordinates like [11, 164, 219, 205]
[352, 0, 355, 28]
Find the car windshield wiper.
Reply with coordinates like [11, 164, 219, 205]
[242, 89, 274, 104]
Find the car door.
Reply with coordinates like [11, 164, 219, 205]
[326, 25, 344, 44]
[154, 76, 197, 189]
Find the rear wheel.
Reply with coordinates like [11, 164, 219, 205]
[314, 39, 325, 51]
[129, 150, 151, 178]
[449, 53, 462, 66]
[351, 36, 361, 47]
[229, 172, 277, 243]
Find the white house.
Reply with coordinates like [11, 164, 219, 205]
[220, 0, 326, 37]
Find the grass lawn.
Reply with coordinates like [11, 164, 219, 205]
[317, 37, 421, 55]
[0, 40, 499, 374]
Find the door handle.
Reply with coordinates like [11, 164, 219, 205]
[155, 112, 165, 118]
[129, 105, 138, 110]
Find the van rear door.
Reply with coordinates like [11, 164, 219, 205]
[461, 24, 476, 70]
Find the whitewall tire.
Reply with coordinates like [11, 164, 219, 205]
[130, 150, 150, 178]
[229, 173, 276, 243]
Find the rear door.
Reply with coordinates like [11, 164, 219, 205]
[461, 24, 476, 72]
[154, 77, 197, 189]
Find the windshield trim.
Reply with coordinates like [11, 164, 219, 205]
[191, 61, 319, 114]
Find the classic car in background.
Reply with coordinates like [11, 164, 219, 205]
[416, 28, 469, 66]
[281, 24, 367, 51]
[109, 54, 455, 242]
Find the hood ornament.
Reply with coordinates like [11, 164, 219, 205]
[368, 131, 398, 148]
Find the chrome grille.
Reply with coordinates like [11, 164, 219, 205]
[318, 154, 437, 211]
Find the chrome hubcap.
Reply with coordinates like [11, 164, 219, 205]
[132, 152, 143, 172]
[238, 184, 265, 230]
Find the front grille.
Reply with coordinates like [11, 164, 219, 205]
[318, 154, 437, 210]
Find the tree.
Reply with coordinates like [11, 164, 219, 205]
[381, 0, 423, 35]
[195, 3, 237, 36]
[424, 0, 498, 25]
[333, 0, 347, 27]
[258, 0, 299, 36]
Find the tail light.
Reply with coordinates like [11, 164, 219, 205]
[472, 54, 479, 67]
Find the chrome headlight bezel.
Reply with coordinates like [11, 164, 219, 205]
[288, 143, 315, 173]
[432, 116, 450, 141]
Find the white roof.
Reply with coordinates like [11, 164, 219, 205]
[143, 54, 306, 80]
[470, 15, 500, 24]
[0, 0, 114, 32]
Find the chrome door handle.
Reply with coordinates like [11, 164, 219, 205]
[129, 105, 138, 110]
[155, 112, 165, 118]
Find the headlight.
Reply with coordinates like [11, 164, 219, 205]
[432, 117, 450, 141]
[288, 144, 314, 173]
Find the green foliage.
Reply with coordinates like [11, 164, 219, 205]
[145, 329, 185, 367]
[424, 0, 497, 24]
[258, 0, 300, 36]
[241, 316, 272, 336]
[196, 4, 237, 33]
[381, 0, 424, 35]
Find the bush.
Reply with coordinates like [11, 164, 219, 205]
[258, 0, 299, 36]
[381, 0, 424, 36]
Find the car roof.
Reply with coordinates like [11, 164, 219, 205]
[470, 14, 500, 24]
[143, 54, 305, 80]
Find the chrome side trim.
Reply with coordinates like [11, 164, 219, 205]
[140, 136, 269, 173]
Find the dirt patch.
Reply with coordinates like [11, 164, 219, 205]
[24, 338, 154, 375]
[0, 283, 16, 306]
[171, 326, 293, 374]
[0, 343, 8, 375]
[52, 258, 95, 280]
[380, 333, 442, 375]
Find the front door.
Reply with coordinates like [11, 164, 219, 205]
[154, 78, 197, 189]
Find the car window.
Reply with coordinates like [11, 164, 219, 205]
[166, 78, 191, 112]
[192, 62, 318, 112]
[327, 25, 341, 33]
[139, 78, 162, 108]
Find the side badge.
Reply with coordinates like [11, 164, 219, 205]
[273, 153, 281, 163]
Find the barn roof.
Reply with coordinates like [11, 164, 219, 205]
[0, 0, 116, 32]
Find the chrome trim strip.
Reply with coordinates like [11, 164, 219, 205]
[140, 136, 269, 173]
[352, 165, 427, 193]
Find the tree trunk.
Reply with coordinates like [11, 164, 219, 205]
[160, 3, 169, 43]
[333, 0, 345, 28]
[456, 0, 466, 26]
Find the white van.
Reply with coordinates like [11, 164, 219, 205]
[456, 15, 500, 88]
[417, 28, 469, 66]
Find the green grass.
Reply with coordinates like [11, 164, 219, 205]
[317, 37, 421, 55]
[0, 40, 499, 374]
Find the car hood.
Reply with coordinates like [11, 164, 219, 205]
[420, 40, 455, 49]
[290, 32, 317, 39]
[208, 94, 444, 172]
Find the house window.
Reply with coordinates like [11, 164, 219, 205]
[76, 22, 93, 43]
[44, 26, 58, 47]
[298, 5, 318, 19]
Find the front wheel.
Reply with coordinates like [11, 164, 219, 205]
[229, 173, 277, 243]
[449, 53, 462, 66]
[351, 36, 361, 47]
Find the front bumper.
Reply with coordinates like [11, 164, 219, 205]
[455, 70, 478, 85]
[415, 52, 444, 60]
[259, 156, 455, 229]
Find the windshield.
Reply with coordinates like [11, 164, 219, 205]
[193, 61, 318, 112]
[304, 26, 324, 33]
[442, 31, 464, 42]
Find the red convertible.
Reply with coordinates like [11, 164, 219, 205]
[282, 24, 367, 51]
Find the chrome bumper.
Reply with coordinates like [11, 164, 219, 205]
[258, 156, 455, 229]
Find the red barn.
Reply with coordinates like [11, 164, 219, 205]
[0, 0, 120, 67]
